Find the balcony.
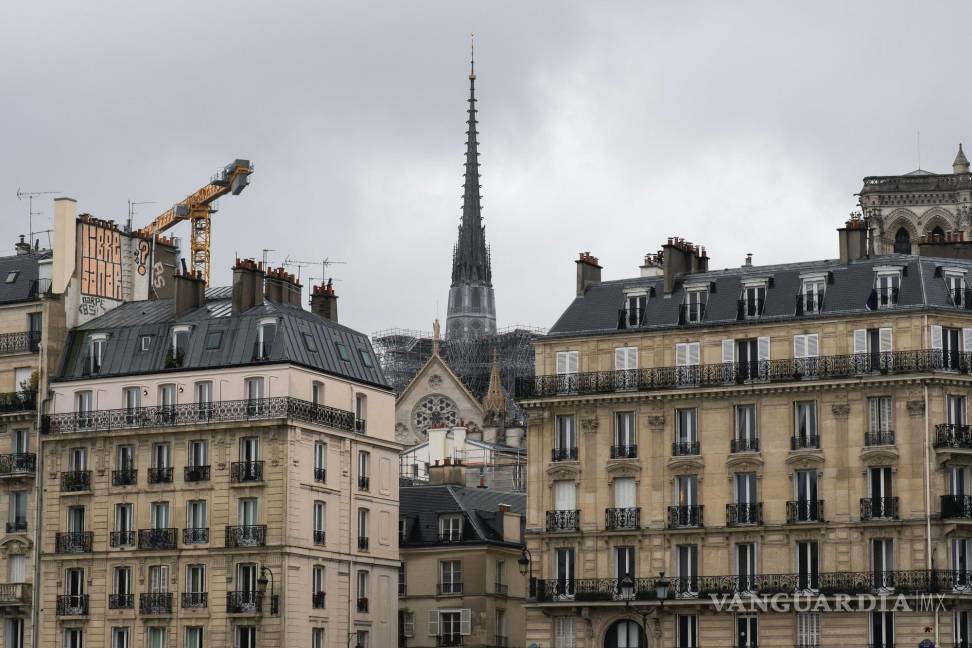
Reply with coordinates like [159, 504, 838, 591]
[56, 594, 88, 616]
[609, 445, 637, 459]
[182, 592, 208, 609]
[787, 500, 825, 523]
[108, 593, 133, 609]
[0, 583, 30, 605]
[60, 470, 91, 492]
[358, 475, 370, 491]
[437, 636, 463, 648]
[730, 437, 759, 453]
[494, 582, 509, 596]
[231, 461, 263, 483]
[0, 453, 35, 476]
[314, 467, 326, 483]
[726, 503, 763, 527]
[668, 505, 704, 528]
[184, 465, 211, 482]
[112, 468, 137, 486]
[864, 430, 896, 446]
[313, 530, 326, 545]
[226, 590, 263, 614]
[183, 527, 209, 545]
[225, 525, 267, 548]
[55, 531, 92, 553]
[5, 518, 26, 533]
[795, 291, 824, 316]
[312, 591, 326, 609]
[672, 441, 700, 456]
[437, 582, 463, 595]
[861, 497, 899, 520]
[355, 418, 367, 434]
[358, 536, 370, 551]
[109, 531, 134, 547]
[517, 349, 951, 399]
[357, 597, 369, 613]
[678, 302, 706, 325]
[42, 396, 358, 435]
[0, 330, 40, 354]
[942, 494, 972, 519]
[146, 466, 173, 484]
[545, 510, 580, 532]
[791, 434, 820, 450]
[0, 391, 35, 415]
[935, 424, 972, 449]
[139, 592, 172, 615]
[605, 507, 640, 530]
[138, 528, 177, 550]
[551, 447, 578, 462]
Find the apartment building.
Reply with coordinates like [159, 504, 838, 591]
[520, 221, 972, 648]
[38, 260, 400, 648]
[399, 460, 525, 648]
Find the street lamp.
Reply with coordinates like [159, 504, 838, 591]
[654, 572, 670, 642]
[257, 566, 278, 615]
[518, 546, 535, 598]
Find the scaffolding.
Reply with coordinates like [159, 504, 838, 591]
[372, 324, 544, 425]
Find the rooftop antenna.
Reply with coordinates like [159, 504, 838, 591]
[127, 200, 157, 232]
[283, 256, 346, 283]
[262, 248, 275, 268]
[917, 129, 922, 171]
[16, 189, 60, 247]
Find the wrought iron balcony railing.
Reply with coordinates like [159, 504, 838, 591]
[55, 531, 92, 553]
[60, 470, 90, 492]
[864, 430, 895, 446]
[358, 536, 370, 551]
[787, 500, 824, 523]
[56, 594, 88, 616]
[0, 331, 40, 354]
[949, 287, 972, 310]
[494, 582, 509, 596]
[357, 597, 369, 613]
[609, 444, 637, 459]
[358, 475, 370, 491]
[138, 528, 177, 550]
[5, 519, 26, 533]
[182, 592, 208, 609]
[668, 505, 704, 528]
[935, 424, 972, 449]
[672, 441, 700, 456]
[226, 590, 263, 613]
[517, 349, 967, 399]
[730, 437, 759, 453]
[111, 468, 137, 486]
[605, 507, 640, 530]
[0, 453, 35, 475]
[312, 591, 326, 609]
[437, 532, 464, 543]
[437, 582, 463, 595]
[436, 635, 463, 647]
[546, 510, 580, 532]
[737, 298, 765, 320]
[183, 527, 209, 545]
[871, 286, 900, 309]
[231, 461, 263, 483]
[861, 497, 899, 520]
[551, 447, 578, 462]
[314, 467, 326, 482]
[147, 466, 173, 484]
[531, 569, 972, 603]
[795, 291, 825, 316]
[727, 502, 763, 527]
[184, 465, 211, 482]
[108, 593, 133, 609]
[678, 302, 706, 325]
[0, 391, 35, 414]
[139, 592, 172, 615]
[942, 494, 972, 519]
[314, 530, 326, 545]
[225, 525, 267, 548]
[791, 434, 820, 450]
[42, 396, 358, 435]
[109, 530, 134, 547]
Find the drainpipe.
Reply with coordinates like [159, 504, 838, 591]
[922, 315, 937, 643]
[32, 399, 47, 648]
[348, 435, 355, 647]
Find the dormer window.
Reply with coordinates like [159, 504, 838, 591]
[619, 290, 648, 329]
[438, 514, 463, 542]
[86, 334, 107, 375]
[871, 268, 901, 310]
[168, 325, 191, 368]
[681, 287, 707, 324]
[944, 269, 968, 308]
[738, 280, 767, 320]
[255, 318, 277, 360]
[798, 274, 827, 315]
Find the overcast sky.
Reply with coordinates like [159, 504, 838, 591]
[2, 1, 971, 335]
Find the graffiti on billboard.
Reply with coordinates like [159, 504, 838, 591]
[80, 222, 123, 300]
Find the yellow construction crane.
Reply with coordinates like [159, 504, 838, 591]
[135, 159, 253, 285]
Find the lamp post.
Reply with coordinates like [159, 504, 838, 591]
[654, 572, 670, 644]
[257, 566, 278, 615]
[517, 546, 534, 598]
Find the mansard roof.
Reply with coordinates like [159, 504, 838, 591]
[548, 254, 972, 338]
[399, 483, 524, 547]
[53, 295, 390, 389]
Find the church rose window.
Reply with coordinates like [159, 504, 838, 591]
[414, 395, 459, 431]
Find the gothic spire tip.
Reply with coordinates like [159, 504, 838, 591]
[469, 32, 476, 80]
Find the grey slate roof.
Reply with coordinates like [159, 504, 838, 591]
[548, 254, 971, 337]
[54, 296, 390, 389]
[0, 251, 49, 305]
[400, 483, 524, 546]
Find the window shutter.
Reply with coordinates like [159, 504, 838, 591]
[853, 329, 867, 354]
[757, 336, 771, 361]
[793, 335, 806, 359]
[428, 610, 439, 636]
[688, 342, 700, 366]
[567, 351, 578, 374]
[963, 328, 972, 354]
[879, 328, 893, 352]
[556, 352, 566, 374]
[614, 348, 625, 370]
[675, 344, 687, 367]
[930, 325, 943, 351]
[626, 346, 638, 369]
[881, 398, 892, 431]
[806, 334, 819, 357]
[460, 609, 471, 635]
[722, 340, 735, 363]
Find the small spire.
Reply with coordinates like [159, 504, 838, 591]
[432, 319, 441, 356]
[469, 32, 475, 80]
[482, 349, 506, 425]
[954, 143, 970, 174]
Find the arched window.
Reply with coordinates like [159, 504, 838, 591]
[893, 228, 911, 254]
[604, 620, 644, 648]
[932, 226, 945, 240]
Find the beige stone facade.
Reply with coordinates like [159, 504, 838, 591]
[523, 283, 972, 647]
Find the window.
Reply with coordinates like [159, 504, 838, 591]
[336, 343, 351, 362]
[554, 547, 575, 591]
[69, 447, 87, 471]
[736, 616, 758, 648]
[140, 336, 152, 352]
[238, 498, 258, 526]
[621, 292, 647, 328]
[185, 628, 203, 648]
[676, 544, 698, 595]
[245, 378, 264, 410]
[614, 546, 635, 586]
[946, 271, 967, 306]
[355, 630, 369, 648]
[359, 348, 374, 368]
[152, 443, 170, 469]
[114, 503, 133, 535]
[355, 394, 367, 430]
[870, 610, 894, 648]
[867, 397, 893, 443]
[853, 328, 893, 373]
[399, 609, 414, 636]
[312, 382, 323, 406]
[87, 334, 106, 374]
[150, 502, 170, 530]
[741, 283, 766, 319]
[303, 332, 318, 353]
[440, 560, 462, 594]
[613, 411, 635, 452]
[433, 609, 471, 641]
[204, 330, 223, 350]
[794, 470, 818, 522]
[495, 609, 507, 643]
[867, 466, 894, 519]
[931, 324, 972, 370]
[736, 543, 757, 590]
[801, 276, 826, 313]
[684, 288, 706, 323]
[75, 390, 92, 418]
[312, 628, 326, 648]
[111, 627, 130, 648]
[123, 388, 140, 422]
[235, 627, 256, 648]
[8, 491, 26, 531]
[158, 384, 176, 411]
[734, 473, 756, 506]
[874, 272, 900, 309]
[677, 614, 698, 648]
[113, 566, 132, 597]
[67, 505, 85, 533]
[314, 501, 326, 544]
[64, 629, 84, 648]
[554, 480, 576, 512]
[675, 408, 698, 454]
[256, 318, 276, 359]
[555, 350, 579, 393]
[12, 429, 28, 454]
[4, 620, 23, 648]
[239, 437, 259, 463]
[186, 564, 206, 594]
[4, 271, 17, 284]
[793, 401, 818, 448]
[797, 613, 820, 647]
[357, 451, 370, 491]
[186, 500, 207, 532]
[554, 617, 576, 648]
[169, 326, 190, 366]
[793, 333, 819, 375]
[147, 627, 166, 648]
[439, 514, 462, 541]
[358, 508, 369, 549]
[614, 346, 638, 389]
[7, 555, 24, 583]
[188, 440, 208, 467]
[872, 538, 894, 588]
[195, 382, 213, 413]
[312, 565, 326, 602]
[357, 569, 369, 603]
[675, 342, 701, 385]
[554, 415, 576, 460]
[734, 404, 758, 451]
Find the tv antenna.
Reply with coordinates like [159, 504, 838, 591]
[283, 256, 346, 282]
[127, 200, 157, 232]
[16, 189, 61, 245]
[262, 249, 275, 267]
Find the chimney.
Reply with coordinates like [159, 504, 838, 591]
[640, 251, 664, 278]
[14, 235, 30, 255]
[575, 252, 602, 297]
[427, 457, 467, 486]
[232, 258, 266, 314]
[837, 214, 868, 263]
[173, 261, 206, 316]
[310, 279, 339, 322]
[744, 253, 753, 267]
[264, 266, 302, 307]
[498, 504, 520, 544]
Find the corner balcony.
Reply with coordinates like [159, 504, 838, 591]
[0, 453, 35, 477]
[667, 505, 704, 528]
[726, 502, 763, 527]
[942, 494, 972, 519]
[935, 424, 972, 450]
[861, 497, 899, 520]
[516, 349, 949, 399]
[225, 525, 267, 548]
[545, 510, 580, 533]
[138, 528, 177, 550]
[787, 500, 825, 523]
[42, 396, 358, 435]
[55, 532, 92, 554]
[605, 507, 640, 530]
